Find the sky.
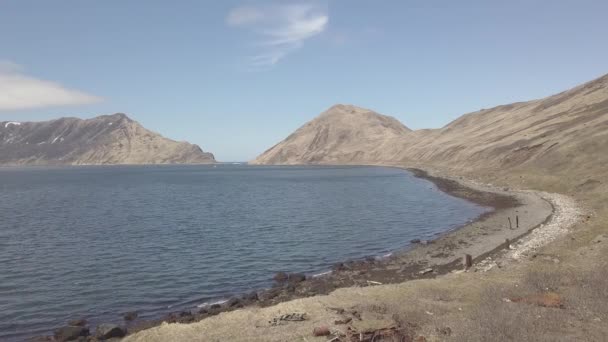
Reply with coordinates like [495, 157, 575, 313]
[1, 1, 607, 161]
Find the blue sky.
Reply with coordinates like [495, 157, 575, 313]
[1, 0, 607, 161]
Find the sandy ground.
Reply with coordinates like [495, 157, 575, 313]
[123, 169, 581, 342]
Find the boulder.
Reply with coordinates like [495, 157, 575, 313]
[273, 272, 289, 282]
[313, 325, 330, 336]
[54, 326, 89, 342]
[66, 318, 87, 327]
[410, 239, 421, 244]
[242, 291, 259, 302]
[258, 288, 281, 301]
[288, 273, 306, 283]
[226, 297, 243, 308]
[95, 324, 126, 340]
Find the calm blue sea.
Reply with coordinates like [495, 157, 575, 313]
[0, 165, 487, 340]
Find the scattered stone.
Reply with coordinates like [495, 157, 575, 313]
[242, 291, 259, 302]
[410, 239, 421, 244]
[226, 297, 243, 308]
[313, 325, 330, 336]
[335, 317, 352, 325]
[288, 273, 306, 283]
[123, 311, 138, 322]
[273, 272, 289, 282]
[419, 268, 433, 275]
[95, 324, 126, 339]
[54, 326, 89, 342]
[67, 318, 87, 327]
[332, 262, 348, 271]
[328, 307, 345, 314]
[258, 288, 281, 301]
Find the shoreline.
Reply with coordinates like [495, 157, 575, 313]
[38, 165, 555, 341]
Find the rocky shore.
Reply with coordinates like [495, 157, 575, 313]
[33, 167, 554, 342]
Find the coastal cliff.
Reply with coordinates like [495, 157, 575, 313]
[0, 113, 215, 165]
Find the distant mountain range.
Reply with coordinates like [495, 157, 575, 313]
[252, 73, 608, 181]
[0, 113, 215, 165]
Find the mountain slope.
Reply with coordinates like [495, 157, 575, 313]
[0, 113, 216, 165]
[393, 73, 608, 174]
[252, 74, 608, 183]
[251, 104, 411, 164]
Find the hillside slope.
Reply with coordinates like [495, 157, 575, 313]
[252, 74, 608, 186]
[0, 113, 216, 165]
[251, 104, 411, 164]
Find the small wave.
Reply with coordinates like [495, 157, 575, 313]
[196, 299, 228, 308]
[312, 270, 332, 278]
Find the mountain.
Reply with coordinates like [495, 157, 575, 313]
[0, 113, 216, 165]
[251, 74, 608, 182]
[251, 104, 411, 164]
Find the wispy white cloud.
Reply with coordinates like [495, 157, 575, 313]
[227, 2, 329, 68]
[0, 60, 101, 111]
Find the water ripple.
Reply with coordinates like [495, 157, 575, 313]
[0, 165, 488, 341]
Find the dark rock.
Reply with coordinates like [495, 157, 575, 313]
[67, 318, 87, 327]
[332, 262, 348, 271]
[95, 324, 126, 340]
[123, 311, 138, 322]
[313, 325, 331, 336]
[207, 309, 221, 316]
[54, 326, 89, 342]
[335, 317, 352, 325]
[258, 288, 281, 301]
[242, 291, 259, 302]
[210, 304, 221, 310]
[179, 311, 193, 317]
[288, 273, 306, 283]
[273, 271, 289, 282]
[226, 297, 243, 308]
[410, 239, 421, 244]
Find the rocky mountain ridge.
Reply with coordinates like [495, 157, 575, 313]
[0, 113, 215, 165]
[252, 74, 608, 184]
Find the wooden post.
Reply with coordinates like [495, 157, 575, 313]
[516, 215, 519, 228]
[508, 217, 512, 229]
[464, 254, 473, 269]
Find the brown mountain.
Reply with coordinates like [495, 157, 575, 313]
[251, 74, 608, 183]
[251, 104, 411, 164]
[0, 113, 215, 165]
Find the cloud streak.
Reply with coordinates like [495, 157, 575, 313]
[0, 61, 101, 111]
[227, 3, 328, 68]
